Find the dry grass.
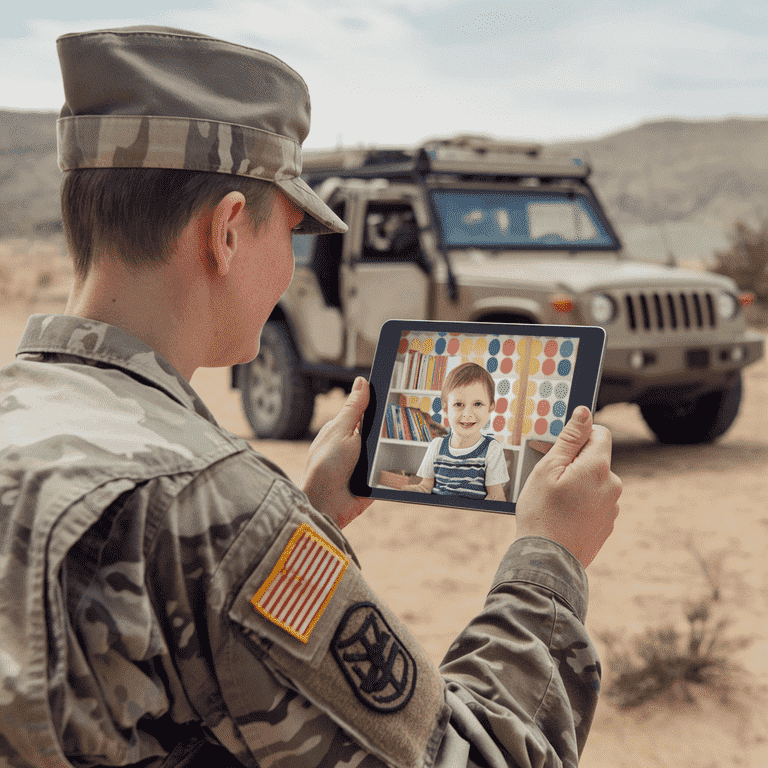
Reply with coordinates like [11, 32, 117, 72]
[713, 220, 768, 304]
[599, 544, 755, 710]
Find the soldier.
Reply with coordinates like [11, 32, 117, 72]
[0, 26, 621, 768]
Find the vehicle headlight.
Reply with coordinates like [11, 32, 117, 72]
[590, 293, 617, 324]
[717, 292, 739, 321]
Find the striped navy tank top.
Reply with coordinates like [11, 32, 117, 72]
[432, 434, 494, 499]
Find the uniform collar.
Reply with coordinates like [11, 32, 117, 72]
[15, 314, 219, 425]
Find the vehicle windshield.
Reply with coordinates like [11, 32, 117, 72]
[430, 189, 616, 249]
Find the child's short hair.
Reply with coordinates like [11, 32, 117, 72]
[441, 362, 495, 410]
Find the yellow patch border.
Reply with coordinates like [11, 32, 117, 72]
[250, 523, 349, 643]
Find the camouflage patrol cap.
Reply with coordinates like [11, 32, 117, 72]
[55, 25, 346, 234]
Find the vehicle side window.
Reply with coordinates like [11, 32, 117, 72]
[292, 234, 316, 267]
[362, 204, 419, 263]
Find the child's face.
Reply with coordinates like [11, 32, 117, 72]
[446, 381, 494, 443]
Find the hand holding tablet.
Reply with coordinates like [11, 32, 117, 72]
[515, 403, 622, 567]
[350, 319, 608, 515]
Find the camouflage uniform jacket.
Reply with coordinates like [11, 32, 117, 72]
[0, 314, 601, 768]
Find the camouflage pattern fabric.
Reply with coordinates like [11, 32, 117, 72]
[57, 115, 303, 182]
[56, 114, 344, 235]
[55, 27, 347, 234]
[0, 314, 600, 768]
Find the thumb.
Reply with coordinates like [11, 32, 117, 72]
[544, 405, 592, 467]
[337, 377, 369, 432]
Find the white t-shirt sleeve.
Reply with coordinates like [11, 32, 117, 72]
[416, 438, 442, 478]
[484, 439, 510, 487]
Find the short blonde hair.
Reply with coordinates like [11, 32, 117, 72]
[441, 362, 495, 411]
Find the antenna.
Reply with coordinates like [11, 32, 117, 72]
[644, 157, 677, 268]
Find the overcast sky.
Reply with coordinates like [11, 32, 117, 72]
[2, 0, 767, 148]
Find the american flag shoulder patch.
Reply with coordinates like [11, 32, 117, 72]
[251, 523, 349, 643]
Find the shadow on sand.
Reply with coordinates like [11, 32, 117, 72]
[608, 436, 768, 479]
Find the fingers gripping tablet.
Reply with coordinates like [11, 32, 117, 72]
[350, 320, 606, 515]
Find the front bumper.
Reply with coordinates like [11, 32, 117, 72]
[597, 330, 765, 406]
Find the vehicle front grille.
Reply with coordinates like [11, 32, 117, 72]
[622, 290, 716, 332]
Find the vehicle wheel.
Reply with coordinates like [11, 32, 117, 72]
[639, 375, 743, 445]
[240, 321, 315, 440]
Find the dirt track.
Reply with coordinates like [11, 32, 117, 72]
[2, 299, 768, 767]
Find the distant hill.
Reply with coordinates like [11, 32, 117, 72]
[0, 110, 61, 237]
[1, 110, 767, 264]
[556, 118, 768, 266]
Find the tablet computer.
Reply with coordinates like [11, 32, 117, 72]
[350, 319, 606, 515]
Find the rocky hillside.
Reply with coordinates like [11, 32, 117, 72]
[558, 118, 768, 267]
[1, 110, 767, 265]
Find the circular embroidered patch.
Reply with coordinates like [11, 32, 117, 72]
[331, 601, 416, 714]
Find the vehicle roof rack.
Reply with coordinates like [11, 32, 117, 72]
[302, 135, 590, 181]
[428, 133, 542, 156]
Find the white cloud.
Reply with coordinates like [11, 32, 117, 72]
[1, 1, 767, 146]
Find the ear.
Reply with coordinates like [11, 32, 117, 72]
[210, 191, 247, 276]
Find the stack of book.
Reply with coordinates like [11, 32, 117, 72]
[394, 351, 448, 391]
[384, 404, 434, 442]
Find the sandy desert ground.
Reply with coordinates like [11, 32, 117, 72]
[2, 290, 767, 768]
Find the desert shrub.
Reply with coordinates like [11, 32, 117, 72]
[712, 220, 768, 304]
[599, 546, 753, 709]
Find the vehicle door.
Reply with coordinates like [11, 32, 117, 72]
[340, 191, 431, 368]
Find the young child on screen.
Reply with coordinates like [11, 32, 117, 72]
[402, 362, 509, 500]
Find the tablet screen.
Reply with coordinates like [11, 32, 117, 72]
[352, 321, 605, 514]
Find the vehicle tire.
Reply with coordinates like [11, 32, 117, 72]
[240, 321, 315, 440]
[639, 375, 743, 445]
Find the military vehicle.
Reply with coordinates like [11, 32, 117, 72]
[231, 135, 764, 444]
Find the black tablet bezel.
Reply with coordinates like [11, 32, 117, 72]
[350, 319, 606, 515]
